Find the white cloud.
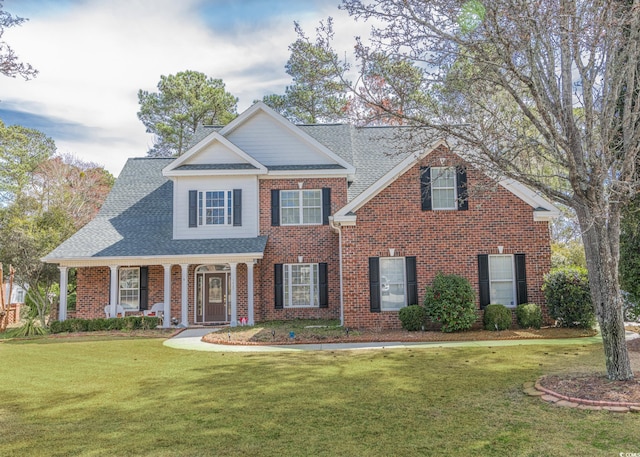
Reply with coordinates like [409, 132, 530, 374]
[0, 0, 373, 175]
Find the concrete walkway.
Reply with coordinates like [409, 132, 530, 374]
[162, 327, 638, 353]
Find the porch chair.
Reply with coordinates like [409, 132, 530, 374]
[143, 302, 165, 326]
[104, 304, 126, 318]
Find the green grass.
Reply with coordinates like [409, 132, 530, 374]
[0, 337, 637, 456]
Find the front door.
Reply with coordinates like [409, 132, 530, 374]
[204, 273, 227, 322]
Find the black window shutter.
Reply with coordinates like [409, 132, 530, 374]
[478, 254, 490, 309]
[274, 264, 283, 309]
[322, 187, 331, 225]
[139, 266, 149, 311]
[456, 166, 469, 211]
[322, 188, 331, 225]
[318, 263, 328, 308]
[271, 189, 280, 226]
[420, 166, 432, 211]
[515, 253, 528, 305]
[405, 256, 418, 306]
[369, 257, 381, 312]
[188, 190, 198, 227]
[233, 189, 242, 226]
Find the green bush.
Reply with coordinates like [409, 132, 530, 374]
[543, 267, 595, 328]
[423, 273, 477, 332]
[398, 305, 427, 331]
[5, 318, 48, 338]
[516, 303, 543, 329]
[49, 316, 160, 333]
[483, 304, 512, 331]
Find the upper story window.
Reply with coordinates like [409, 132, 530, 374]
[280, 189, 322, 225]
[271, 188, 330, 227]
[199, 191, 233, 225]
[430, 167, 457, 210]
[420, 166, 468, 211]
[189, 189, 241, 228]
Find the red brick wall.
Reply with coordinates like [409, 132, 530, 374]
[256, 177, 347, 322]
[341, 147, 552, 329]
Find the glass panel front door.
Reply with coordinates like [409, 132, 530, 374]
[204, 273, 227, 322]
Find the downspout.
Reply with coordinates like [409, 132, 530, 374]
[328, 217, 344, 327]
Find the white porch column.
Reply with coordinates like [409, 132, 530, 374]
[246, 261, 255, 325]
[163, 264, 172, 328]
[230, 262, 238, 327]
[109, 265, 118, 318]
[180, 263, 189, 327]
[58, 266, 68, 321]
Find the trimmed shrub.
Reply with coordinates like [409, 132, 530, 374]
[398, 305, 427, 331]
[516, 303, 543, 329]
[49, 316, 160, 333]
[543, 267, 595, 329]
[424, 273, 477, 332]
[483, 304, 512, 331]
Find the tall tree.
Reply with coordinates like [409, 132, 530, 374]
[0, 0, 37, 79]
[138, 71, 238, 157]
[342, 0, 640, 380]
[349, 52, 426, 125]
[0, 123, 113, 326]
[262, 18, 350, 123]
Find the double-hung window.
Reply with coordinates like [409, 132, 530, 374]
[283, 263, 319, 307]
[489, 255, 516, 307]
[430, 167, 457, 210]
[420, 166, 468, 211]
[379, 258, 407, 311]
[119, 267, 140, 310]
[280, 189, 322, 225]
[369, 256, 418, 312]
[199, 190, 232, 226]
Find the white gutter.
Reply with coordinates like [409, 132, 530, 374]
[328, 216, 344, 327]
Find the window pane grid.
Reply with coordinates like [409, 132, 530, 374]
[200, 190, 233, 226]
[431, 167, 456, 210]
[284, 263, 318, 307]
[119, 267, 140, 310]
[280, 189, 322, 225]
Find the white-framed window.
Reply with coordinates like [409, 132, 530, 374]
[380, 257, 407, 311]
[119, 267, 140, 310]
[431, 167, 457, 210]
[198, 190, 233, 225]
[489, 255, 516, 307]
[283, 263, 319, 307]
[280, 189, 322, 225]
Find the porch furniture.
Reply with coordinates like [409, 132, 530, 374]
[143, 302, 165, 326]
[104, 304, 126, 318]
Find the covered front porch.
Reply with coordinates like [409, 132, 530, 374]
[55, 253, 263, 328]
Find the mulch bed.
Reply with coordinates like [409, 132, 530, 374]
[202, 326, 597, 345]
[538, 337, 640, 405]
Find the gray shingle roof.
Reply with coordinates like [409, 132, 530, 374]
[44, 158, 268, 261]
[45, 123, 424, 262]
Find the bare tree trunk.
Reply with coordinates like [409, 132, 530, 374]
[576, 204, 634, 380]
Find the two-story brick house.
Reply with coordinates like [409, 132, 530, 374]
[43, 102, 559, 329]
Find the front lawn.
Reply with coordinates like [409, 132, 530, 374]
[0, 336, 636, 456]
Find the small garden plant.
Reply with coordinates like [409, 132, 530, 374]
[516, 303, 543, 329]
[483, 304, 512, 331]
[398, 304, 427, 331]
[423, 273, 477, 332]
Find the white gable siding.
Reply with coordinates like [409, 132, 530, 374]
[188, 142, 251, 165]
[226, 111, 334, 166]
[172, 175, 259, 240]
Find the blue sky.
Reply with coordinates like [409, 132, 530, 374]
[0, 0, 367, 175]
